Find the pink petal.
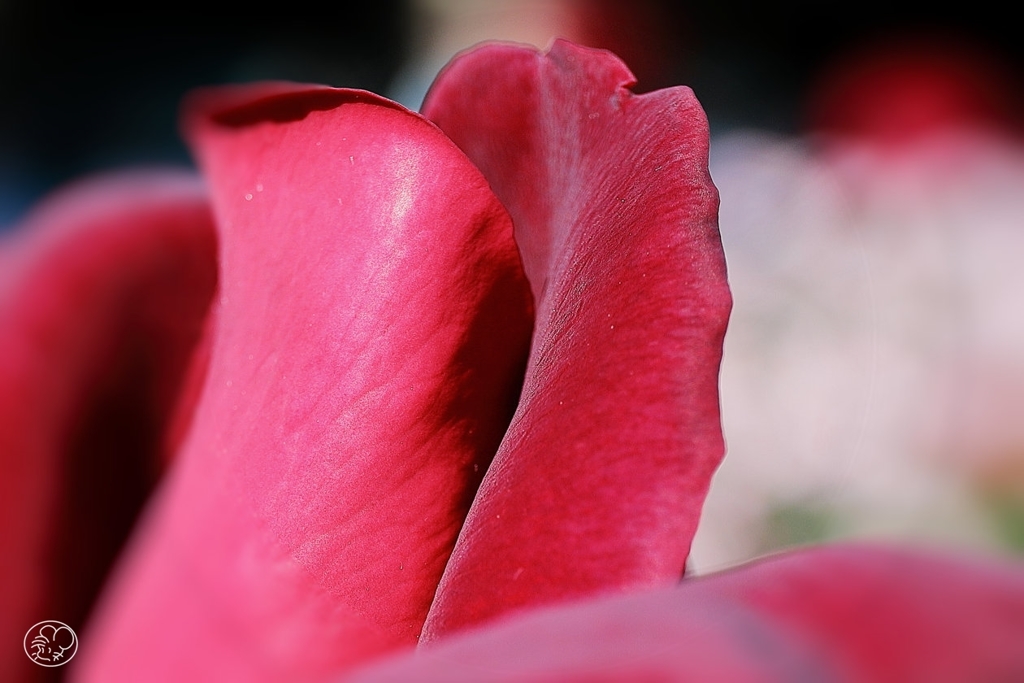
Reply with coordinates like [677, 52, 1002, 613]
[0, 170, 217, 682]
[697, 543, 1024, 682]
[342, 544, 1024, 682]
[420, 39, 731, 638]
[75, 85, 532, 681]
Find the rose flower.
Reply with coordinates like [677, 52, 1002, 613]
[0, 38, 1021, 682]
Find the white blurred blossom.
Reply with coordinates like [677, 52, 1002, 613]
[693, 129, 1024, 573]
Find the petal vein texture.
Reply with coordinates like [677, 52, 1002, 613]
[75, 85, 532, 682]
[420, 39, 732, 638]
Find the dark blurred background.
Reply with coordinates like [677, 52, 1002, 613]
[1, 1, 1021, 227]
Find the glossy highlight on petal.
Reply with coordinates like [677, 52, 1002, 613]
[344, 544, 1024, 682]
[74, 84, 533, 681]
[420, 39, 731, 638]
[0, 170, 217, 683]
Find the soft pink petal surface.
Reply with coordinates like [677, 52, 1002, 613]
[345, 544, 1024, 682]
[698, 544, 1024, 682]
[420, 39, 731, 638]
[73, 85, 532, 681]
[0, 171, 217, 682]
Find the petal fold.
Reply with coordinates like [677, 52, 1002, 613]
[75, 84, 532, 681]
[420, 39, 731, 638]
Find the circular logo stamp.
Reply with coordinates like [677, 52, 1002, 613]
[24, 621, 78, 667]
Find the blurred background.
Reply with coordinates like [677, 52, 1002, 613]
[2, 1, 1022, 573]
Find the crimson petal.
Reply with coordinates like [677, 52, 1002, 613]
[74, 85, 532, 681]
[343, 544, 1024, 682]
[420, 39, 731, 638]
[693, 543, 1024, 682]
[0, 170, 217, 683]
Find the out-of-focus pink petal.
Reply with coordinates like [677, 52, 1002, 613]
[420, 39, 731, 638]
[0, 170, 217, 683]
[74, 85, 533, 681]
[342, 543, 1024, 682]
[698, 543, 1024, 682]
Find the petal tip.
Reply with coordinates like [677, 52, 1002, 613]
[179, 83, 412, 145]
[544, 37, 638, 93]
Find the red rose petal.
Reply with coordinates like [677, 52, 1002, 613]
[420, 39, 731, 638]
[342, 544, 1024, 682]
[75, 85, 532, 680]
[700, 543, 1024, 682]
[352, 586, 817, 683]
[0, 170, 216, 682]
